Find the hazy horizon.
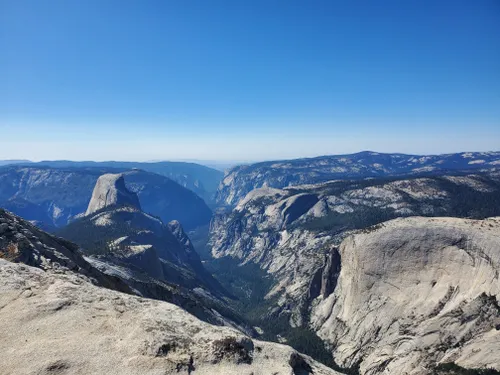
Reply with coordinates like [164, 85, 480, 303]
[2, 1, 499, 161]
[1, 148, 500, 167]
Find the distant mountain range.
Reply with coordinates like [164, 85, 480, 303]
[216, 151, 500, 205]
[4, 152, 499, 208]
[0, 165, 212, 230]
[0, 160, 223, 202]
[2, 150, 500, 374]
[0, 159, 31, 166]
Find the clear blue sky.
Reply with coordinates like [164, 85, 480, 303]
[1, 0, 499, 161]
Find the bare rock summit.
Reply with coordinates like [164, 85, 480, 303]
[85, 173, 141, 215]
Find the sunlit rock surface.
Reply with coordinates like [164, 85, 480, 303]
[311, 216, 500, 374]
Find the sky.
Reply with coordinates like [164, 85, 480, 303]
[1, 0, 499, 162]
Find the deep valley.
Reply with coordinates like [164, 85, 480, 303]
[1, 151, 500, 375]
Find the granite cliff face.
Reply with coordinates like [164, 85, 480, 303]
[216, 151, 500, 206]
[61, 173, 224, 297]
[0, 166, 212, 229]
[311, 216, 500, 374]
[210, 173, 500, 327]
[85, 173, 141, 215]
[0, 210, 340, 375]
[210, 173, 500, 373]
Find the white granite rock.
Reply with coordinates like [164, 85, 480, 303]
[0, 259, 341, 375]
[85, 173, 141, 215]
[311, 216, 500, 374]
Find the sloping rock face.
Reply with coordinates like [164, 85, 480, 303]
[167, 219, 222, 291]
[211, 187, 334, 327]
[0, 260, 342, 375]
[86, 173, 141, 215]
[311, 217, 500, 375]
[62, 206, 226, 298]
[57, 207, 224, 295]
[0, 209, 250, 334]
[0, 208, 130, 293]
[59, 175, 230, 314]
[216, 151, 500, 206]
[0, 166, 213, 229]
[210, 173, 500, 326]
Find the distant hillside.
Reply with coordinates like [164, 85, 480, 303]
[0, 166, 212, 229]
[2, 160, 223, 202]
[216, 151, 500, 205]
[0, 160, 31, 166]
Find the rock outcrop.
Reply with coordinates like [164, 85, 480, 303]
[60, 175, 225, 297]
[216, 151, 500, 206]
[168, 220, 219, 287]
[210, 173, 500, 327]
[0, 208, 131, 293]
[0, 258, 341, 374]
[50, 173, 246, 332]
[311, 216, 500, 374]
[0, 208, 249, 332]
[0, 166, 213, 229]
[85, 173, 141, 215]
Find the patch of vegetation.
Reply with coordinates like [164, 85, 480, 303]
[434, 363, 500, 375]
[204, 256, 275, 310]
[55, 205, 166, 256]
[212, 336, 254, 364]
[256, 314, 359, 375]
[0, 243, 19, 261]
[187, 225, 212, 260]
[300, 206, 398, 232]
[204, 255, 358, 374]
[298, 174, 500, 233]
[433, 176, 500, 219]
[289, 352, 313, 374]
[56, 214, 132, 255]
[156, 342, 176, 357]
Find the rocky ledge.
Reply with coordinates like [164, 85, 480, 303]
[0, 259, 341, 375]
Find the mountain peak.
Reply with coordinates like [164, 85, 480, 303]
[85, 173, 141, 216]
